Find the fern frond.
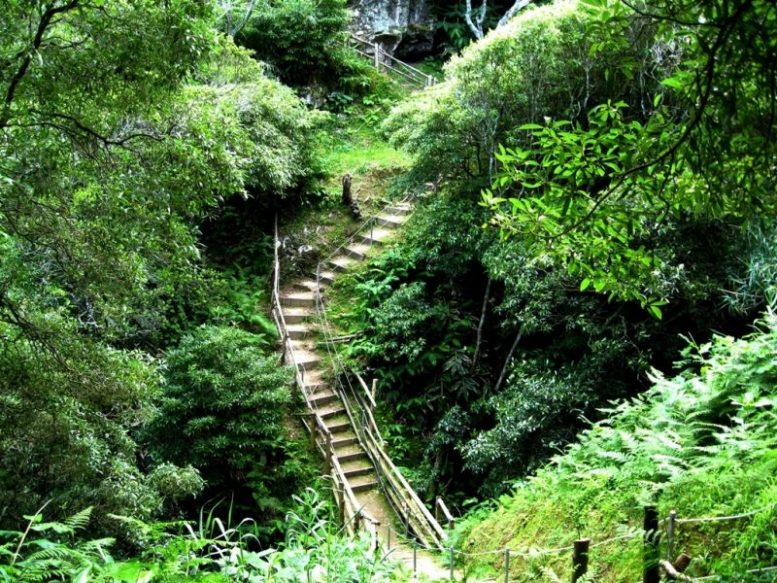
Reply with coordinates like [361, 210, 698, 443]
[64, 508, 93, 532]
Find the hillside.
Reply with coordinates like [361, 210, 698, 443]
[1, 0, 776, 581]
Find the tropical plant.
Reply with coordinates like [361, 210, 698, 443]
[146, 325, 311, 539]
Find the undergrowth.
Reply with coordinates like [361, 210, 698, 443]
[456, 313, 777, 582]
[0, 490, 409, 582]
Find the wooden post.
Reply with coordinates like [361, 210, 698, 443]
[504, 548, 510, 582]
[387, 525, 392, 551]
[374, 43, 381, 69]
[667, 510, 677, 561]
[325, 433, 332, 474]
[643, 505, 660, 583]
[403, 502, 410, 536]
[308, 413, 317, 450]
[342, 173, 352, 206]
[572, 539, 590, 583]
[413, 543, 417, 578]
[371, 378, 377, 406]
[338, 489, 345, 525]
[449, 544, 455, 581]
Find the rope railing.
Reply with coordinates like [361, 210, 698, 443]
[348, 33, 437, 89]
[444, 503, 775, 582]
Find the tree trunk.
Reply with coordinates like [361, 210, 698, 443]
[493, 327, 522, 394]
[497, 0, 533, 28]
[464, 0, 487, 40]
[472, 277, 492, 367]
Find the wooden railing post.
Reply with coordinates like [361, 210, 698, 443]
[667, 509, 677, 561]
[643, 505, 660, 583]
[325, 432, 332, 473]
[572, 539, 590, 583]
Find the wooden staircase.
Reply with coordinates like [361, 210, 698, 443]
[277, 202, 413, 505]
[274, 201, 452, 579]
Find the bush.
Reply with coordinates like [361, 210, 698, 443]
[458, 313, 777, 581]
[238, 0, 372, 95]
[147, 326, 309, 536]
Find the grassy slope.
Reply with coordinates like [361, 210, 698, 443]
[456, 316, 777, 582]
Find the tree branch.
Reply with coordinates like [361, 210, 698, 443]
[464, 0, 486, 40]
[0, 1, 81, 129]
[497, 0, 532, 28]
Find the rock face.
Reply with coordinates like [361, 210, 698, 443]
[349, 0, 435, 60]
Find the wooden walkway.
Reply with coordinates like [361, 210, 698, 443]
[273, 202, 452, 580]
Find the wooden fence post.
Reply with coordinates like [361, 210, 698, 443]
[308, 413, 316, 451]
[643, 505, 660, 583]
[667, 509, 677, 561]
[572, 539, 590, 583]
[325, 433, 332, 474]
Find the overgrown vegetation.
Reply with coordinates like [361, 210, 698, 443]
[0, 490, 408, 582]
[322, 0, 773, 503]
[457, 313, 777, 581]
[0, 0, 322, 546]
[3, 0, 776, 579]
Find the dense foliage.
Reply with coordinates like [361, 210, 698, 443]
[3, 0, 776, 579]
[237, 0, 373, 101]
[0, 0, 320, 541]
[0, 491, 407, 582]
[325, 0, 766, 502]
[147, 326, 311, 538]
[458, 314, 777, 581]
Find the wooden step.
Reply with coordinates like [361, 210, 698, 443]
[328, 256, 358, 272]
[309, 389, 338, 407]
[336, 445, 367, 463]
[376, 214, 405, 228]
[291, 348, 321, 369]
[280, 292, 316, 307]
[345, 243, 371, 260]
[357, 227, 394, 245]
[303, 380, 328, 394]
[332, 435, 359, 448]
[286, 324, 311, 340]
[282, 307, 314, 324]
[326, 418, 351, 434]
[317, 270, 336, 285]
[341, 461, 374, 478]
[294, 279, 324, 293]
[318, 405, 346, 419]
[385, 204, 412, 216]
[350, 475, 379, 493]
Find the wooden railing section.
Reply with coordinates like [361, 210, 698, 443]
[349, 34, 437, 90]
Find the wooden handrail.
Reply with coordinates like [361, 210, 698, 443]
[347, 33, 437, 89]
[271, 216, 379, 551]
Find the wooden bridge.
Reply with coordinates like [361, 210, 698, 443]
[271, 201, 454, 579]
